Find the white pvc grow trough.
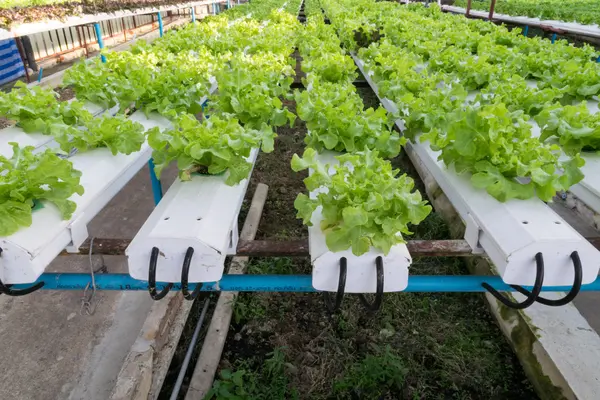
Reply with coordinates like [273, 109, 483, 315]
[0, 136, 151, 285]
[126, 147, 259, 283]
[307, 151, 411, 293]
[0, 110, 173, 284]
[564, 100, 600, 215]
[526, 99, 600, 217]
[442, 5, 600, 40]
[352, 53, 600, 287]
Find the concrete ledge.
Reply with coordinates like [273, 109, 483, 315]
[109, 292, 192, 400]
[404, 149, 600, 400]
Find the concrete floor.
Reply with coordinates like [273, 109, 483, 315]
[0, 164, 177, 400]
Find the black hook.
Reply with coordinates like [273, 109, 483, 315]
[0, 248, 45, 296]
[482, 252, 545, 310]
[513, 251, 582, 307]
[148, 247, 173, 301]
[358, 256, 385, 312]
[181, 247, 206, 301]
[323, 257, 347, 313]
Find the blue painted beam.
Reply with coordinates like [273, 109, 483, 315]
[13, 273, 600, 293]
[157, 12, 164, 37]
[148, 159, 163, 205]
[93, 23, 107, 63]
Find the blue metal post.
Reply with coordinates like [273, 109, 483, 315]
[227, 0, 231, 9]
[597, 55, 600, 63]
[523, 25, 529, 36]
[551, 33, 557, 44]
[14, 273, 600, 293]
[213, 2, 218, 14]
[93, 23, 107, 63]
[191, 7, 196, 22]
[37, 67, 43, 82]
[148, 159, 163, 205]
[157, 12, 164, 37]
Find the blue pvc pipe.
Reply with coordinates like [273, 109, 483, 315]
[227, 0, 231, 9]
[13, 273, 600, 293]
[213, 2, 218, 15]
[523, 25, 529, 36]
[191, 7, 196, 22]
[93, 23, 107, 63]
[148, 159, 163, 205]
[37, 67, 43, 82]
[597, 55, 600, 63]
[551, 33, 557, 44]
[157, 12, 164, 37]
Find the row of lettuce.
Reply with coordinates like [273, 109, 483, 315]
[0, 0, 301, 237]
[317, 0, 600, 204]
[289, 0, 432, 256]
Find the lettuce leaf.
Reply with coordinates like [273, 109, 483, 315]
[0, 144, 84, 237]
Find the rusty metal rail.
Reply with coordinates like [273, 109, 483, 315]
[60, 237, 600, 257]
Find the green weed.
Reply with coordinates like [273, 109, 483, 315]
[233, 293, 267, 325]
[204, 348, 298, 400]
[334, 345, 408, 399]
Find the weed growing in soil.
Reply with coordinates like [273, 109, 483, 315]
[333, 345, 408, 398]
[206, 348, 299, 400]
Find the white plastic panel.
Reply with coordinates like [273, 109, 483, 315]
[568, 100, 600, 214]
[412, 142, 599, 286]
[528, 98, 600, 216]
[126, 148, 259, 283]
[352, 53, 600, 286]
[570, 153, 600, 215]
[0, 111, 172, 284]
[442, 6, 600, 39]
[307, 151, 411, 293]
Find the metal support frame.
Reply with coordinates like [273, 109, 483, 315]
[148, 159, 163, 205]
[488, 0, 497, 21]
[157, 12, 164, 37]
[14, 37, 31, 83]
[93, 22, 107, 63]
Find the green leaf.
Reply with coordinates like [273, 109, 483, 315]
[342, 206, 368, 227]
